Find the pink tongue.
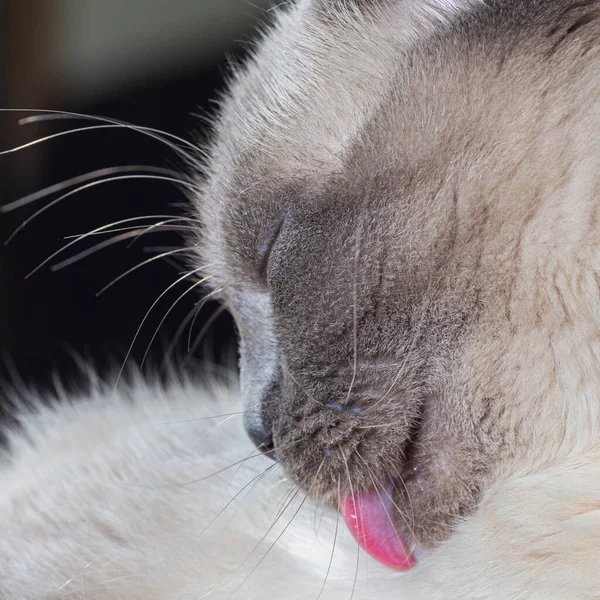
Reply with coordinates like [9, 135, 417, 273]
[340, 486, 415, 571]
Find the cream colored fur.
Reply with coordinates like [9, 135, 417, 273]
[0, 380, 598, 599]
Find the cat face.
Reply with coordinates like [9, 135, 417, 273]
[195, 0, 600, 553]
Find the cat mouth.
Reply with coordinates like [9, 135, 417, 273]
[340, 483, 417, 571]
[337, 407, 426, 571]
[275, 388, 455, 569]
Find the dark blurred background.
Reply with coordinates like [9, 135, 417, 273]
[0, 0, 270, 401]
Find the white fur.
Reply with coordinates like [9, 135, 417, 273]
[1, 380, 599, 599]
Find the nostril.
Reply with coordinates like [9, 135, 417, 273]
[246, 422, 276, 460]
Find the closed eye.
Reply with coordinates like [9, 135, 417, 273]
[258, 217, 284, 278]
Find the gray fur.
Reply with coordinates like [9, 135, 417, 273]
[195, 0, 600, 549]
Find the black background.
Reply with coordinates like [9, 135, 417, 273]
[0, 2, 264, 407]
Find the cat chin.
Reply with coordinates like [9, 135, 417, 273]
[1, 379, 599, 599]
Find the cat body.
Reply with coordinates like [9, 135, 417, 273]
[0, 380, 599, 599]
[3, 0, 600, 597]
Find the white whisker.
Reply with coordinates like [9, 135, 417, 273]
[112, 267, 206, 392]
[199, 461, 280, 537]
[369, 307, 431, 411]
[232, 458, 325, 597]
[50, 230, 148, 272]
[95, 249, 198, 297]
[344, 221, 362, 407]
[187, 288, 224, 351]
[0, 166, 178, 213]
[6, 174, 197, 245]
[125, 217, 197, 249]
[181, 302, 227, 369]
[340, 447, 360, 600]
[66, 224, 196, 240]
[281, 364, 325, 407]
[1, 124, 169, 155]
[2, 108, 200, 162]
[139, 276, 214, 368]
[25, 215, 192, 278]
[356, 451, 417, 549]
[179, 449, 282, 488]
[316, 479, 341, 600]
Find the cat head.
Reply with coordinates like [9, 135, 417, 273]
[194, 0, 600, 552]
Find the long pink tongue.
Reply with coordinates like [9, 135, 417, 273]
[340, 487, 415, 570]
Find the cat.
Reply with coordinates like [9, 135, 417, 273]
[2, 0, 600, 597]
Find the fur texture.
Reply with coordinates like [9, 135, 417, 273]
[0, 381, 599, 599]
[196, 0, 600, 552]
[3, 0, 600, 597]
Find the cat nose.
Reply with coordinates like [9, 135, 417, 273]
[246, 421, 276, 460]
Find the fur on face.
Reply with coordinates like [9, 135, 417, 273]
[196, 0, 600, 552]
